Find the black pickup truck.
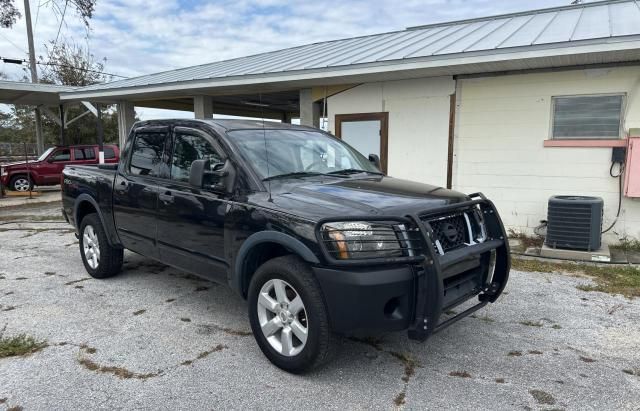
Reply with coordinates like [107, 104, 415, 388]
[62, 119, 510, 373]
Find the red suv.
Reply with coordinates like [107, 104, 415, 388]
[1, 144, 119, 191]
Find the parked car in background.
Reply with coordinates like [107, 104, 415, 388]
[0, 144, 119, 191]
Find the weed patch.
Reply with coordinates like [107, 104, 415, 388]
[512, 258, 640, 298]
[0, 334, 47, 358]
[393, 391, 406, 406]
[64, 278, 90, 286]
[181, 344, 228, 366]
[471, 312, 495, 323]
[508, 230, 544, 249]
[529, 389, 556, 405]
[520, 320, 543, 327]
[449, 370, 472, 378]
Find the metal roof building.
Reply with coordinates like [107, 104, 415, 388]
[3, 0, 640, 145]
[59, 0, 640, 104]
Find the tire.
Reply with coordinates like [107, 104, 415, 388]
[79, 213, 123, 279]
[248, 255, 334, 373]
[9, 174, 33, 192]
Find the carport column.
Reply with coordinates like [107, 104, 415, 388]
[194, 95, 213, 119]
[299, 89, 320, 128]
[117, 101, 135, 148]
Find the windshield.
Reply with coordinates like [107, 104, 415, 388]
[37, 147, 55, 161]
[227, 129, 380, 180]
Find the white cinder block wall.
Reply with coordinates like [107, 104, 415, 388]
[328, 77, 455, 188]
[454, 67, 640, 242]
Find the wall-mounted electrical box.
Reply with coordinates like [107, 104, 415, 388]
[624, 137, 640, 197]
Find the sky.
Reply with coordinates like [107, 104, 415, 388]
[1, 0, 586, 119]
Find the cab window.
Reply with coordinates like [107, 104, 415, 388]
[129, 132, 169, 177]
[170, 132, 223, 183]
[51, 149, 71, 162]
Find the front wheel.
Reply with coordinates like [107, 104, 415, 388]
[248, 255, 334, 373]
[9, 175, 33, 192]
[79, 213, 123, 278]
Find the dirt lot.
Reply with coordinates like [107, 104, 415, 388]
[1, 202, 639, 410]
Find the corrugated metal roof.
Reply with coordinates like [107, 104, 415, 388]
[69, 0, 640, 95]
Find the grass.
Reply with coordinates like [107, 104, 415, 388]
[0, 334, 47, 358]
[611, 237, 640, 252]
[511, 258, 640, 298]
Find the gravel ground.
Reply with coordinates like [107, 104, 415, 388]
[1, 202, 639, 410]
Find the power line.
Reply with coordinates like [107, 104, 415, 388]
[52, 0, 68, 51]
[0, 32, 27, 54]
[0, 56, 128, 78]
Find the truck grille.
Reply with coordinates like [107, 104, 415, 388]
[422, 212, 470, 254]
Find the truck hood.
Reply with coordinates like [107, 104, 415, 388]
[261, 175, 469, 220]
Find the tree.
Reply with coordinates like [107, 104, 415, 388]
[1, 0, 95, 29]
[3, 42, 125, 147]
[39, 41, 111, 86]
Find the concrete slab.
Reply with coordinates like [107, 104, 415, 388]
[0, 189, 60, 208]
[540, 244, 611, 262]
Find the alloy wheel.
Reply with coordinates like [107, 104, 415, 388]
[13, 178, 30, 192]
[257, 278, 308, 357]
[83, 225, 101, 269]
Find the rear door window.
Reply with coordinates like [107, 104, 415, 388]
[74, 148, 96, 160]
[129, 132, 170, 177]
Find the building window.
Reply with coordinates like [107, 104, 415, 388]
[552, 94, 624, 140]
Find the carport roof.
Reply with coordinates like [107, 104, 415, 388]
[61, 0, 640, 102]
[0, 81, 75, 105]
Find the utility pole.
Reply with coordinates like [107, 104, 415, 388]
[23, 0, 45, 155]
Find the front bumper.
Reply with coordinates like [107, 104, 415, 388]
[313, 193, 510, 340]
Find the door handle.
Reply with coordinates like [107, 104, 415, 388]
[159, 191, 174, 203]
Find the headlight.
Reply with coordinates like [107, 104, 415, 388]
[321, 221, 410, 260]
[0, 167, 5, 176]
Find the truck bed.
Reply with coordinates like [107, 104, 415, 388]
[61, 164, 118, 240]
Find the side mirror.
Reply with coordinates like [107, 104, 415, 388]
[189, 159, 234, 193]
[46, 157, 54, 163]
[368, 154, 381, 170]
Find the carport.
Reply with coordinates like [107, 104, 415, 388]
[0, 80, 108, 155]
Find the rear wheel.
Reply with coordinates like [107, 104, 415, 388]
[79, 213, 123, 278]
[248, 255, 334, 373]
[9, 175, 32, 192]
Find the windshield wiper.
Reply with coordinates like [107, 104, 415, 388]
[263, 171, 325, 181]
[327, 168, 384, 176]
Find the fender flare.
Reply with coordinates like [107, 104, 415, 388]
[73, 194, 115, 246]
[232, 231, 320, 296]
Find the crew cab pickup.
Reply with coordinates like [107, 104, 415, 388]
[61, 119, 510, 373]
[1, 144, 119, 191]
